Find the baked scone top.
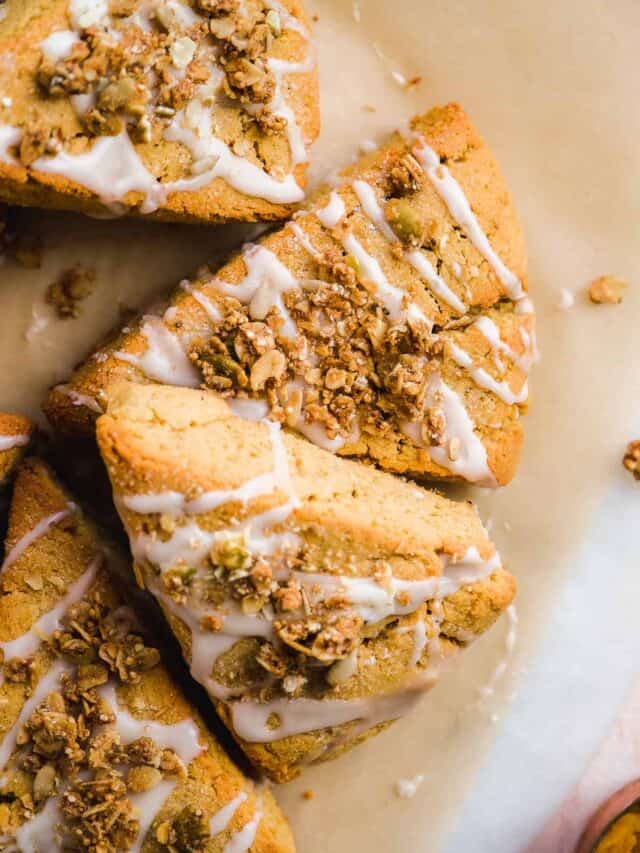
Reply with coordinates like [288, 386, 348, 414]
[46, 103, 535, 487]
[97, 384, 515, 781]
[0, 0, 318, 222]
[0, 411, 32, 485]
[0, 457, 295, 851]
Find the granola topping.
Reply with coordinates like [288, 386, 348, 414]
[623, 440, 640, 480]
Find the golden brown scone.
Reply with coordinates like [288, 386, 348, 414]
[0, 457, 295, 851]
[0, 0, 318, 223]
[96, 383, 516, 783]
[46, 102, 534, 487]
[0, 412, 33, 485]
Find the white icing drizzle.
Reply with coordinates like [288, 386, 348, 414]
[448, 341, 528, 405]
[1, 503, 77, 572]
[230, 687, 424, 744]
[0, 659, 71, 770]
[0, 557, 98, 667]
[411, 139, 524, 300]
[53, 383, 103, 413]
[69, 0, 110, 29]
[0, 126, 20, 164]
[33, 131, 168, 215]
[402, 375, 496, 485]
[208, 244, 299, 338]
[478, 603, 518, 700]
[115, 315, 200, 386]
[181, 279, 222, 322]
[13, 795, 62, 853]
[209, 792, 247, 836]
[39, 30, 78, 62]
[223, 797, 263, 853]
[0, 434, 29, 452]
[351, 179, 467, 313]
[124, 421, 290, 516]
[227, 397, 270, 422]
[316, 191, 346, 228]
[407, 618, 427, 668]
[99, 681, 203, 853]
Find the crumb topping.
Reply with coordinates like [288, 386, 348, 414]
[24, 0, 302, 182]
[623, 440, 640, 480]
[46, 266, 97, 319]
[0, 592, 189, 850]
[588, 274, 628, 305]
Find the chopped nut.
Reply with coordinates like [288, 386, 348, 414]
[250, 349, 286, 390]
[46, 266, 96, 319]
[33, 764, 57, 802]
[126, 765, 162, 793]
[623, 440, 640, 480]
[588, 275, 628, 305]
[385, 198, 425, 246]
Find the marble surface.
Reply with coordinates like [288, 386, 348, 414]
[0, 0, 639, 851]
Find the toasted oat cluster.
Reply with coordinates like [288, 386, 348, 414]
[97, 384, 516, 782]
[0, 457, 295, 851]
[0, 0, 318, 222]
[47, 103, 534, 487]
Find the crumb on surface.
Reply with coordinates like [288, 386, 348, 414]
[302, 789, 314, 801]
[46, 265, 97, 318]
[623, 440, 640, 480]
[588, 274, 628, 305]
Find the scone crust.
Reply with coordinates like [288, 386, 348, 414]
[97, 384, 516, 782]
[0, 412, 32, 486]
[0, 0, 319, 223]
[45, 102, 532, 487]
[0, 457, 295, 851]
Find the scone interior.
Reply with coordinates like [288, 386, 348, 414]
[0, 0, 318, 222]
[46, 102, 535, 487]
[0, 412, 33, 485]
[97, 383, 516, 783]
[0, 456, 295, 851]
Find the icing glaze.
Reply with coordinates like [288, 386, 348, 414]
[448, 341, 529, 405]
[115, 315, 200, 386]
[1, 503, 77, 572]
[316, 190, 346, 228]
[224, 798, 263, 853]
[53, 383, 103, 413]
[13, 796, 62, 853]
[0, 557, 98, 665]
[0, 433, 29, 451]
[0, 660, 71, 770]
[412, 139, 524, 300]
[39, 30, 78, 62]
[209, 792, 248, 836]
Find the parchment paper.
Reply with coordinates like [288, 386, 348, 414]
[1, 0, 639, 850]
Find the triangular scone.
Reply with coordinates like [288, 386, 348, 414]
[46, 102, 534, 487]
[0, 0, 317, 223]
[0, 412, 32, 485]
[0, 457, 295, 851]
[96, 383, 516, 783]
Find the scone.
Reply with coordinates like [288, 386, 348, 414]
[0, 456, 295, 851]
[46, 102, 534, 487]
[96, 383, 516, 783]
[0, 412, 32, 485]
[0, 0, 318, 223]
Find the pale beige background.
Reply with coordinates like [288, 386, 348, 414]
[1, 1, 639, 850]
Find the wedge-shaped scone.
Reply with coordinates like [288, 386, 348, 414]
[0, 457, 295, 851]
[0, 412, 33, 485]
[0, 0, 318, 222]
[47, 102, 534, 487]
[96, 384, 516, 783]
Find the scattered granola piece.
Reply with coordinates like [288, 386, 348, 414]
[302, 789, 314, 801]
[46, 266, 97, 319]
[588, 274, 628, 305]
[623, 440, 640, 480]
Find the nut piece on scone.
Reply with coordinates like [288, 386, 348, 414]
[0, 456, 295, 851]
[0, 412, 33, 485]
[96, 383, 516, 783]
[0, 0, 318, 223]
[588, 275, 628, 305]
[45, 102, 534, 488]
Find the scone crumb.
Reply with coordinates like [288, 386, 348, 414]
[302, 789, 314, 801]
[623, 440, 640, 480]
[46, 266, 97, 318]
[588, 275, 628, 305]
